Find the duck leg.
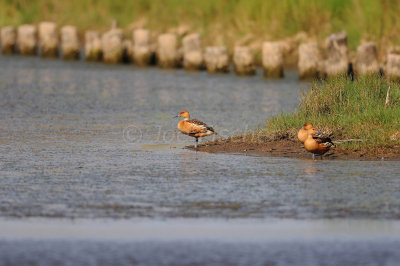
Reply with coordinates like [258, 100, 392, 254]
[195, 137, 198, 149]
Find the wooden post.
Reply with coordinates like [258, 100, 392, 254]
[133, 29, 152, 66]
[157, 33, 179, 68]
[61, 26, 80, 60]
[38, 22, 58, 57]
[17, 24, 37, 55]
[102, 28, 124, 64]
[262, 41, 284, 78]
[182, 33, 203, 70]
[85, 31, 102, 61]
[233, 46, 255, 76]
[1, 26, 16, 54]
[356, 42, 379, 76]
[204, 46, 229, 73]
[298, 42, 320, 79]
[386, 47, 400, 81]
[322, 31, 349, 77]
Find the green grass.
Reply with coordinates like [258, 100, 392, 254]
[1, 0, 400, 51]
[267, 76, 400, 149]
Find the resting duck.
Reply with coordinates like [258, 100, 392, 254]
[297, 122, 314, 143]
[177, 110, 216, 149]
[304, 127, 335, 159]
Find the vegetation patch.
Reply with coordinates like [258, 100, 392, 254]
[267, 76, 400, 151]
[199, 76, 400, 160]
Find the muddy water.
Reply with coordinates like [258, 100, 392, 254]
[1, 55, 400, 265]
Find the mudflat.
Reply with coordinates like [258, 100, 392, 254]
[196, 136, 400, 161]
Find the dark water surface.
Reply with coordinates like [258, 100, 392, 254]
[0, 55, 399, 265]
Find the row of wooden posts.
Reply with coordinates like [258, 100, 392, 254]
[1, 23, 400, 80]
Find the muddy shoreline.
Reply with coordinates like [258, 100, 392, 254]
[194, 137, 400, 161]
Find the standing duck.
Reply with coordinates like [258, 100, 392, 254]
[304, 127, 335, 159]
[176, 110, 216, 149]
[298, 122, 314, 143]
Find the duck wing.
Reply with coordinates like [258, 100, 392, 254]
[313, 133, 335, 147]
[187, 119, 215, 133]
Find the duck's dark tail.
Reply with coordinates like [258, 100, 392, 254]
[314, 132, 336, 147]
[321, 135, 335, 147]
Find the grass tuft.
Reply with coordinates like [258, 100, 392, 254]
[267, 75, 400, 149]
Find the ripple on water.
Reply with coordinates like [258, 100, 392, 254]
[0, 55, 399, 220]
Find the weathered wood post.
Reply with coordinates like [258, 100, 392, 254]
[1, 26, 16, 54]
[61, 25, 80, 60]
[122, 39, 133, 63]
[298, 42, 321, 79]
[182, 33, 203, 70]
[85, 31, 102, 61]
[204, 46, 229, 73]
[101, 28, 124, 64]
[132, 29, 152, 66]
[38, 22, 58, 57]
[355, 42, 379, 76]
[17, 24, 37, 55]
[386, 47, 400, 81]
[233, 46, 255, 76]
[157, 33, 179, 68]
[262, 41, 284, 78]
[323, 31, 349, 77]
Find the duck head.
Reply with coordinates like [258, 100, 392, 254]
[303, 122, 313, 130]
[307, 127, 323, 137]
[178, 110, 190, 120]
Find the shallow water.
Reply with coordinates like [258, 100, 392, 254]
[1, 218, 400, 266]
[1, 55, 399, 220]
[1, 55, 400, 265]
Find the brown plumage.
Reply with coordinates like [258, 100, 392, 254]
[304, 127, 335, 159]
[177, 110, 216, 148]
[313, 131, 335, 147]
[297, 122, 314, 143]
